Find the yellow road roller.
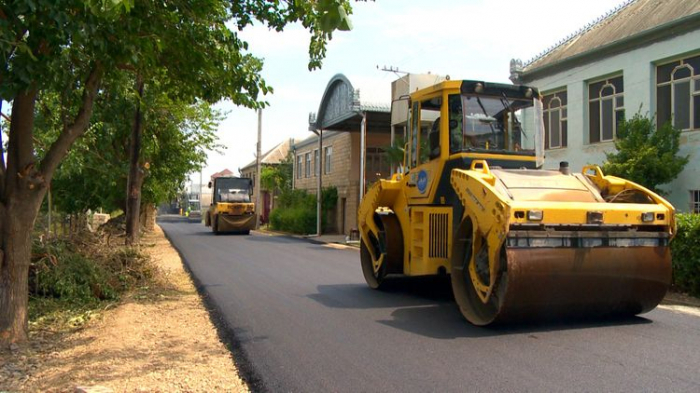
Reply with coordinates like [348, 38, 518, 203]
[205, 176, 256, 235]
[358, 80, 674, 325]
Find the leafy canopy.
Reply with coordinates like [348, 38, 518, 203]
[602, 114, 689, 194]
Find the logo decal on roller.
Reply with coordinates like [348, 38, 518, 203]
[417, 170, 428, 194]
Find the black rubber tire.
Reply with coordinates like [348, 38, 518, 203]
[243, 230, 251, 235]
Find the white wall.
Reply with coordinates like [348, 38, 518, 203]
[525, 29, 700, 211]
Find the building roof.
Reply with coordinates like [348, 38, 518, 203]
[516, 0, 700, 80]
[240, 138, 294, 172]
[210, 169, 234, 180]
[293, 131, 344, 151]
[308, 74, 391, 133]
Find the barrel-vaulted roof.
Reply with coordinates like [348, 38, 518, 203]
[308, 73, 391, 133]
[518, 0, 700, 80]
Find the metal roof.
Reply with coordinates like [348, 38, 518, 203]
[519, 0, 700, 79]
[308, 73, 391, 133]
[240, 139, 293, 172]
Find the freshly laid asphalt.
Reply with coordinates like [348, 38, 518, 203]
[159, 216, 700, 392]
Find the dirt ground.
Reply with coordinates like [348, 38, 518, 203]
[1, 226, 699, 392]
[0, 225, 249, 393]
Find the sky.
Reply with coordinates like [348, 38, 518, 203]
[200, 0, 631, 184]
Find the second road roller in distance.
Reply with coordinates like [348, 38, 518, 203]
[205, 176, 256, 235]
[357, 79, 675, 326]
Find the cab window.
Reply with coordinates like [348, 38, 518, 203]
[419, 97, 441, 165]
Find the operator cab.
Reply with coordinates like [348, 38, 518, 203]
[404, 80, 544, 202]
[408, 80, 545, 172]
[210, 177, 253, 204]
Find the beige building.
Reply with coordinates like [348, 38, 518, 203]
[293, 130, 391, 235]
[294, 74, 392, 235]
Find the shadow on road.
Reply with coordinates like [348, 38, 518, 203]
[309, 277, 652, 339]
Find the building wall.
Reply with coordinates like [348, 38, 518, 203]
[294, 131, 392, 234]
[522, 29, 700, 212]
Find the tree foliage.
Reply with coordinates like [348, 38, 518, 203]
[601, 114, 689, 194]
[0, 0, 355, 344]
[260, 152, 294, 193]
[34, 73, 223, 214]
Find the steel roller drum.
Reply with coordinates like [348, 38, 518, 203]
[452, 243, 672, 326]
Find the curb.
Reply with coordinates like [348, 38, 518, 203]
[252, 228, 359, 250]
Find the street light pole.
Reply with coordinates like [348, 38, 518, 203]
[255, 108, 262, 230]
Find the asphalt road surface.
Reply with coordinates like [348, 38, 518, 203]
[159, 216, 700, 392]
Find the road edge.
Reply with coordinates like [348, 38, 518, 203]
[158, 219, 268, 393]
[253, 228, 360, 250]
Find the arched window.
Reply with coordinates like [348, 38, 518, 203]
[588, 75, 624, 143]
[542, 90, 567, 149]
[656, 54, 700, 130]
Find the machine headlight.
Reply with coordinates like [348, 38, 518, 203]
[587, 211, 604, 224]
[527, 210, 543, 221]
[641, 212, 655, 222]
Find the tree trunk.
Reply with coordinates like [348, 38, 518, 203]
[0, 90, 46, 344]
[0, 200, 40, 344]
[125, 75, 145, 246]
[0, 64, 102, 345]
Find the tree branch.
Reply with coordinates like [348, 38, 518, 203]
[40, 63, 103, 182]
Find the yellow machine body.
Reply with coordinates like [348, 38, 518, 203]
[204, 176, 257, 234]
[358, 80, 674, 325]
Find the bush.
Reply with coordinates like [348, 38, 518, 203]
[269, 187, 337, 235]
[602, 114, 688, 194]
[269, 206, 317, 235]
[671, 213, 700, 296]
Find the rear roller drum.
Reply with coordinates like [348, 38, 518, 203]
[212, 215, 220, 235]
[360, 214, 403, 289]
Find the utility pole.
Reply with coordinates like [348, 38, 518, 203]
[255, 108, 262, 230]
[316, 129, 323, 236]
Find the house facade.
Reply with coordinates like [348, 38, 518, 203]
[293, 130, 391, 235]
[239, 138, 294, 223]
[511, 0, 700, 212]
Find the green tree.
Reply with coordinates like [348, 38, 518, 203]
[261, 152, 294, 193]
[35, 75, 223, 214]
[602, 114, 689, 194]
[0, 0, 354, 344]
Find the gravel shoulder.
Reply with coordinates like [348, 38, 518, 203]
[0, 225, 250, 392]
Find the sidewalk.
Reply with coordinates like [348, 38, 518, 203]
[254, 227, 360, 249]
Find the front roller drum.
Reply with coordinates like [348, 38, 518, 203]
[451, 226, 672, 325]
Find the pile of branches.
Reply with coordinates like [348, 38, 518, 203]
[30, 217, 156, 302]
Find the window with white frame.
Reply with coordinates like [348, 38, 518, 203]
[305, 152, 311, 178]
[691, 190, 700, 214]
[543, 90, 567, 149]
[314, 149, 319, 176]
[324, 146, 332, 174]
[656, 54, 700, 131]
[296, 155, 302, 179]
[589, 75, 624, 143]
